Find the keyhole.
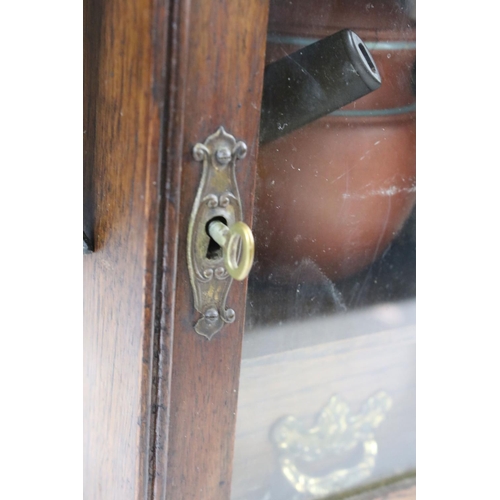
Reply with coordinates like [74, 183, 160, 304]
[205, 216, 227, 260]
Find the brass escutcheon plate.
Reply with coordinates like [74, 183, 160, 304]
[187, 126, 250, 340]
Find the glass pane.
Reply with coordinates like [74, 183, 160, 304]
[232, 0, 416, 498]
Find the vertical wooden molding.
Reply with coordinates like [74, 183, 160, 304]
[85, 0, 270, 497]
[150, 0, 270, 498]
[83, 0, 170, 498]
[149, 0, 192, 498]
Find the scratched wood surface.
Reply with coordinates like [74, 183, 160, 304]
[83, 0, 169, 497]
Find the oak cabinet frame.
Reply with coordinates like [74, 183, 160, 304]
[84, 0, 269, 498]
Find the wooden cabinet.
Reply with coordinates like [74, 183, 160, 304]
[84, 0, 415, 499]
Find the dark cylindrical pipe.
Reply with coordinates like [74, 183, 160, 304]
[259, 29, 382, 144]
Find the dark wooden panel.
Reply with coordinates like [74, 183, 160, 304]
[85, 0, 271, 497]
[150, 1, 271, 498]
[83, 0, 169, 497]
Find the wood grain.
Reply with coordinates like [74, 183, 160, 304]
[152, 1, 271, 499]
[83, 0, 169, 497]
[85, 0, 271, 498]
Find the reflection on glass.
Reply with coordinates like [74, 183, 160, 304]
[232, 0, 416, 498]
[272, 392, 392, 498]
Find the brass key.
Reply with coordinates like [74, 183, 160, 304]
[207, 220, 255, 281]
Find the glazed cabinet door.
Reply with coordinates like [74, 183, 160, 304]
[84, 0, 415, 499]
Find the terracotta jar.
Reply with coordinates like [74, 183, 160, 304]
[254, 0, 416, 280]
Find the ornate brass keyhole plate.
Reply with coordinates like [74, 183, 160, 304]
[187, 127, 255, 340]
